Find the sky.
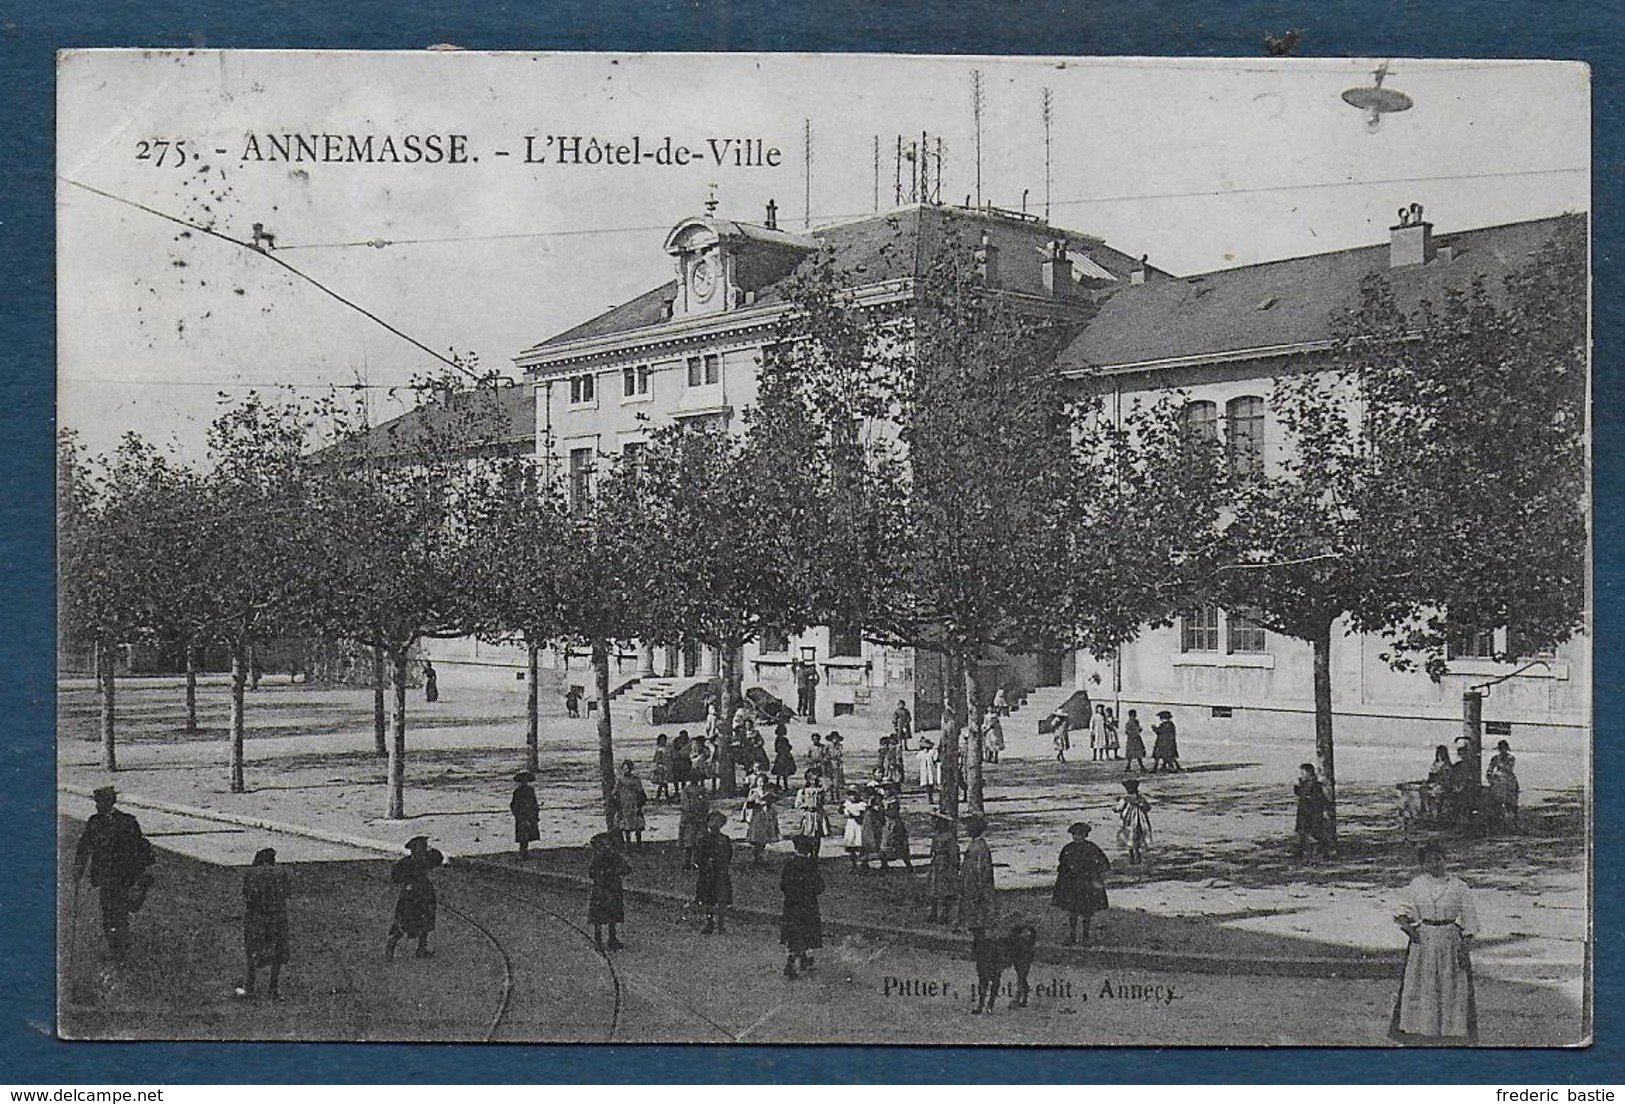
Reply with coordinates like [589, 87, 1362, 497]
[57, 51, 1590, 460]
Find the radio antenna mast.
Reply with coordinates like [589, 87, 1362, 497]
[803, 119, 813, 227]
[1042, 87, 1053, 221]
[971, 69, 985, 207]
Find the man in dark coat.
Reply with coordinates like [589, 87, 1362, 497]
[73, 786, 155, 962]
[422, 661, 439, 703]
[694, 812, 734, 935]
[796, 661, 820, 722]
[510, 771, 540, 858]
[779, 834, 824, 978]
[386, 836, 445, 961]
[892, 700, 913, 751]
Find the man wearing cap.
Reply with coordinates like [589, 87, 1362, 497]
[510, 771, 540, 859]
[386, 835, 445, 961]
[72, 786, 155, 962]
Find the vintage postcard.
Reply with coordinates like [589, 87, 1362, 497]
[56, 50, 1590, 1045]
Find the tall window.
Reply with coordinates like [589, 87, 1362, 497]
[1181, 606, 1220, 653]
[1227, 607, 1267, 654]
[622, 365, 650, 398]
[1446, 625, 1498, 660]
[1226, 396, 1265, 477]
[1180, 400, 1218, 442]
[829, 623, 863, 658]
[759, 628, 790, 654]
[568, 448, 595, 516]
[686, 353, 720, 387]
[569, 372, 595, 405]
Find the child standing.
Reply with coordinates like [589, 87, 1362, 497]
[678, 778, 711, 868]
[780, 834, 824, 979]
[587, 831, 631, 952]
[1104, 708, 1121, 760]
[652, 734, 671, 803]
[1051, 822, 1110, 946]
[878, 797, 913, 875]
[793, 771, 828, 856]
[860, 782, 887, 868]
[841, 787, 868, 871]
[509, 770, 540, 859]
[1121, 709, 1147, 773]
[743, 768, 781, 865]
[694, 812, 734, 935]
[1115, 779, 1153, 865]
[772, 732, 797, 791]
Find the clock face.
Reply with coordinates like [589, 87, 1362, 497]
[689, 256, 717, 301]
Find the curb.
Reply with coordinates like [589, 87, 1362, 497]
[60, 784, 1406, 980]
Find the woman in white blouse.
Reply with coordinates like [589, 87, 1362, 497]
[1390, 842, 1479, 1043]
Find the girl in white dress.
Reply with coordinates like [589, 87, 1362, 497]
[1390, 843, 1479, 1043]
[841, 788, 868, 870]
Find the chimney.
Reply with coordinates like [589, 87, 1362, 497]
[1130, 253, 1148, 286]
[1040, 238, 1074, 298]
[1390, 202, 1434, 268]
[765, 198, 778, 231]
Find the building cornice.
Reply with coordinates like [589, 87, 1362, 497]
[518, 279, 916, 375]
[1061, 339, 1336, 379]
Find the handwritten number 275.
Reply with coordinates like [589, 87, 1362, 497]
[135, 139, 190, 168]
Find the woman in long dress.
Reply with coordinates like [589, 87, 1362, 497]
[1390, 843, 1479, 1044]
[956, 814, 998, 940]
[509, 771, 540, 859]
[1486, 740, 1521, 831]
[240, 847, 289, 998]
[1150, 711, 1181, 771]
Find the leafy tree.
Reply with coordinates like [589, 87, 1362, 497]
[311, 372, 500, 818]
[634, 359, 832, 797]
[194, 394, 326, 793]
[1208, 215, 1587, 837]
[460, 457, 570, 774]
[550, 456, 660, 828]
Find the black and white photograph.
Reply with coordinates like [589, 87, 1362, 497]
[55, 50, 1589, 1046]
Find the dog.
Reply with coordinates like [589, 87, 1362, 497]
[971, 921, 1039, 1013]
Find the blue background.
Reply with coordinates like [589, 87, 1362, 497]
[3, 0, 1620, 1084]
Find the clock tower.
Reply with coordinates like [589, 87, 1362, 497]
[663, 207, 817, 320]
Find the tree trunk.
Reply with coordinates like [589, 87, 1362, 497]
[716, 641, 741, 797]
[229, 638, 247, 794]
[372, 639, 387, 758]
[525, 637, 541, 774]
[593, 639, 617, 830]
[387, 648, 408, 819]
[183, 641, 199, 734]
[1311, 622, 1337, 842]
[965, 656, 987, 814]
[938, 649, 965, 822]
[98, 641, 117, 772]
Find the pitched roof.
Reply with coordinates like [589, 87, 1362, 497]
[322, 381, 534, 463]
[1056, 215, 1577, 372]
[521, 204, 1156, 356]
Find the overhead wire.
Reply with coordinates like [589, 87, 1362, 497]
[59, 176, 482, 381]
